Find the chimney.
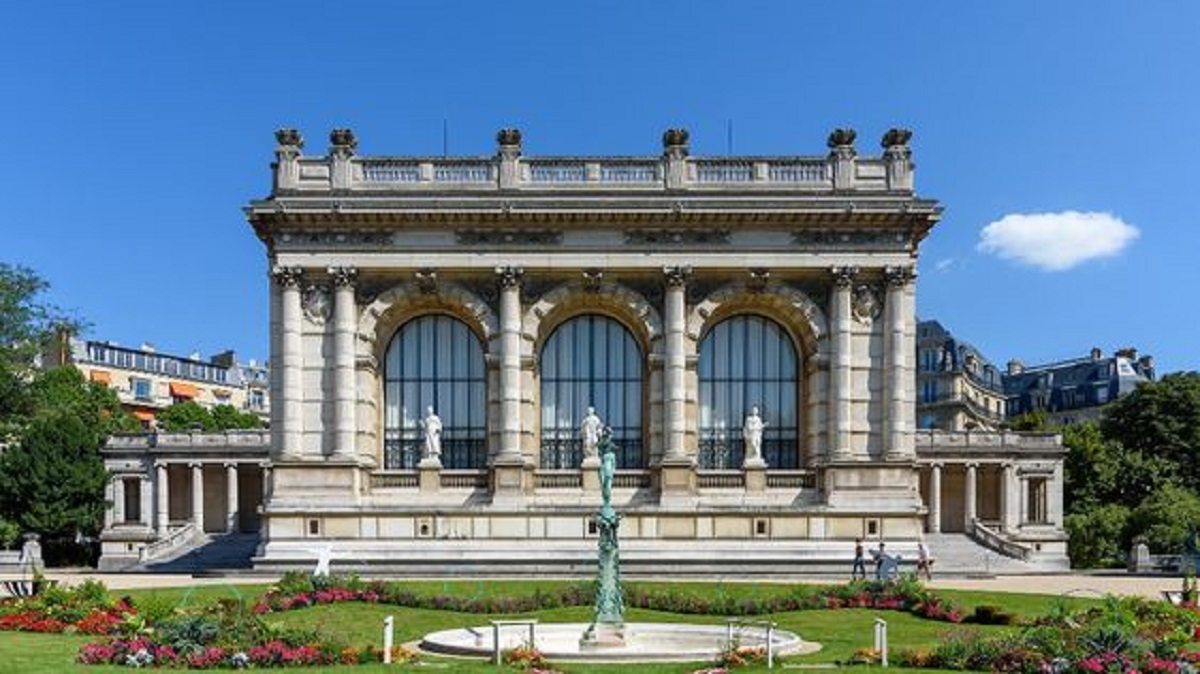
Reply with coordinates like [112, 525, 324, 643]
[1115, 347, 1137, 360]
[141, 342, 156, 353]
[1138, 355, 1155, 378]
[1007, 359, 1024, 376]
[1090, 347, 1103, 361]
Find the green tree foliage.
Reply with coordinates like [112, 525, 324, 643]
[0, 262, 79, 371]
[1127, 483, 1200, 554]
[1008, 410, 1049, 431]
[157, 401, 263, 432]
[1101, 372, 1200, 483]
[1065, 503, 1130, 568]
[0, 410, 108, 538]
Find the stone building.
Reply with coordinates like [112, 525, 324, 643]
[97, 127, 1068, 572]
[1005, 348, 1155, 426]
[916, 320, 1009, 431]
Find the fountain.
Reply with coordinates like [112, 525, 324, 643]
[419, 432, 817, 663]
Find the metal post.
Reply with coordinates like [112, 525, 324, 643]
[766, 622, 775, 669]
[383, 615, 394, 664]
[874, 617, 888, 666]
[493, 623, 501, 665]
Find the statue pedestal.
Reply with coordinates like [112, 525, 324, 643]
[418, 458, 441, 493]
[581, 456, 601, 494]
[658, 456, 695, 505]
[580, 623, 626, 648]
[743, 459, 767, 492]
[490, 456, 527, 506]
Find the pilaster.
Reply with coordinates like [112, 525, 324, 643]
[329, 266, 358, 462]
[190, 463, 204, 530]
[225, 463, 239, 533]
[964, 463, 978, 530]
[493, 265, 526, 503]
[660, 265, 696, 500]
[927, 463, 942, 534]
[155, 462, 169, 537]
[884, 266, 915, 460]
[828, 266, 856, 461]
[113, 477, 126, 524]
[273, 266, 304, 461]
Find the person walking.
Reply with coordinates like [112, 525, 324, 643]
[851, 537, 866, 581]
[873, 541, 887, 580]
[916, 539, 934, 581]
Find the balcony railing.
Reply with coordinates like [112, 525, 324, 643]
[370, 471, 418, 489]
[697, 436, 800, 470]
[383, 436, 486, 470]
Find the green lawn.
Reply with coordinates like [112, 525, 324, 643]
[0, 580, 1102, 673]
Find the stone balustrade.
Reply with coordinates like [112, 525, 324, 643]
[914, 429, 1062, 452]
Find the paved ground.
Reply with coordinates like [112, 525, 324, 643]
[0, 571, 1182, 600]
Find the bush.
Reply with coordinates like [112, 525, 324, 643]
[969, 604, 1014, 625]
[0, 519, 19, 549]
[1066, 503, 1130, 568]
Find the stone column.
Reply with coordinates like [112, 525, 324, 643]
[928, 463, 942, 534]
[828, 266, 856, 461]
[884, 267, 915, 460]
[493, 266, 525, 502]
[329, 266, 358, 462]
[225, 463, 240, 533]
[155, 463, 169, 537]
[1019, 476, 1029, 525]
[139, 476, 152, 528]
[1001, 463, 1018, 533]
[660, 266, 696, 500]
[273, 267, 304, 460]
[104, 479, 115, 528]
[190, 463, 204, 531]
[964, 463, 978, 530]
[1048, 463, 1064, 528]
[112, 476, 126, 524]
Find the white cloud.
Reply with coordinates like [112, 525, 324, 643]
[933, 257, 959, 272]
[976, 211, 1140, 271]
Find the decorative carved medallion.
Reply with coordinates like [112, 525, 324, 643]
[456, 229, 562, 245]
[852, 284, 882, 325]
[626, 229, 730, 245]
[302, 284, 331, 325]
[748, 268, 770, 293]
[582, 268, 604, 293]
[415, 268, 438, 294]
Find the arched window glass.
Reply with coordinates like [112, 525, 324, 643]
[383, 315, 486, 469]
[539, 315, 643, 469]
[698, 315, 799, 468]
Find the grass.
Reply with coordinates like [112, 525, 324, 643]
[0, 579, 1105, 673]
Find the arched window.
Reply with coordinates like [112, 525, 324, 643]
[383, 315, 486, 469]
[698, 315, 799, 469]
[539, 315, 643, 469]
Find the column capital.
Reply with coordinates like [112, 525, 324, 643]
[884, 265, 917, 287]
[188, 461, 204, 469]
[495, 265, 524, 288]
[223, 462, 239, 469]
[662, 265, 693, 287]
[154, 461, 168, 470]
[271, 266, 303, 288]
[830, 265, 859, 287]
[328, 266, 358, 287]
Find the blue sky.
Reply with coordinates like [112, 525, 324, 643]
[2, 1, 1197, 373]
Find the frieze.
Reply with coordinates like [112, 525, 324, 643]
[792, 229, 911, 250]
[456, 229, 562, 245]
[626, 229, 730, 245]
[278, 231, 393, 247]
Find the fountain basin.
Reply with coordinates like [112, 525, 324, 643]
[419, 622, 818, 662]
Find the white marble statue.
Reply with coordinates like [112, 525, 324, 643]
[580, 406, 604, 460]
[422, 406, 443, 460]
[743, 406, 766, 463]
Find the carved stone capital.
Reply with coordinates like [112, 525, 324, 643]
[415, 268, 438, 294]
[884, 265, 917, 287]
[495, 265, 524, 289]
[271, 266, 303, 289]
[662, 265, 693, 288]
[830, 265, 859, 288]
[327, 266, 358, 288]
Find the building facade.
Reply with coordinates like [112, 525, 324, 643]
[46, 334, 269, 427]
[1004, 348, 1155, 426]
[97, 127, 1068, 572]
[916, 320, 1011, 431]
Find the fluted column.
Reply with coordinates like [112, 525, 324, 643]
[190, 463, 204, 530]
[964, 463, 978, 530]
[828, 266, 856, 461]
[884, 267, 915, 460]
[330, 266, 358, 462]
[155, 463, 169, 536]
[927, 463, 942, 534]
[496, 266, 524, 462]
[273, 267, 304, 460]
[225, 463, 240, 533]
[1001, 463, 1018, 533]
[663, 266, 691, 462]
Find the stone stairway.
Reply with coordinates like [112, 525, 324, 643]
[923, 533, 1046, 576]
[137, 533, 260, 573]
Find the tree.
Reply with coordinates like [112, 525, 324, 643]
[0, 410, 108, 539]
[1101, 372, 1200, 483]
[156, 400, 215, 432]
[210, 404, 264, 430]
[0, 263, 79, 371]
[1065, 503, 1130, 568]
[1127, 483, 1200, 554]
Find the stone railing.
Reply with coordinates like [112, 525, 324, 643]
[440, 470, 488, 489]
[613, 470, 652, 489]
[272, 128, 915, 195]
[138, 523, 201, 563]
[696, 470, 745, 489]
[534, 470, 583, 489]
[106, 430, 271, 452]
[915, 430, 1062, 453]
[370, 471, 419, 489]
[766, 470, 816, 489]
[970, 520, 1033, 561]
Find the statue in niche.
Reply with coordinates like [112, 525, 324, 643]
[743, 406, 767, 465]
[580, 406, 604, 461]
[422, 406, 443, 461]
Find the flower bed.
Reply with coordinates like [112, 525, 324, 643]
[0, 578, 131, 635]
[77, 638, 411, 668]
[252, 571, 965, 624]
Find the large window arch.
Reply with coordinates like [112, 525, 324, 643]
[539, 314, 643, 469]
[698, 314, 800, 469]
[383, 314, 486, 469]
